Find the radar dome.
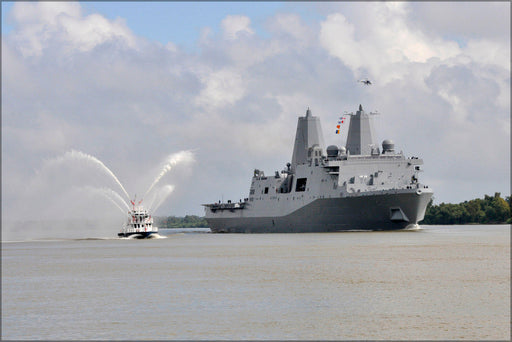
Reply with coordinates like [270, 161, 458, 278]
[382, 139, 395, 153]
[339, 146, 347, 154]
[326, 145, 339, 158]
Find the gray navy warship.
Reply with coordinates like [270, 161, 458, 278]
[204, 104, 433, 233]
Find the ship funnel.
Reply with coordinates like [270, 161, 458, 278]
[291, 107, 325, 172]
[345, 104, 377, 155]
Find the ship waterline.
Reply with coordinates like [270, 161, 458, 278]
[204, 104, 433, 232]
[208, 189, 432, 233]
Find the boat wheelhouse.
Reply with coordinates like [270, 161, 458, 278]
[118, 200, 158, 238]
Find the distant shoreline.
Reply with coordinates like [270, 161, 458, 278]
[422, 192, 511, 225]
[154, 215, 208, 228]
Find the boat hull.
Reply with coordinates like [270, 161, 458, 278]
[118, 231, 158, 238]
[207, 190, 432, 233]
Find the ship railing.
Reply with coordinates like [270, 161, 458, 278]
[347, 154, 403, 160]
[205, 202, 246, 212]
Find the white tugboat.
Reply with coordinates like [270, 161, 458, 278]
[118, 199, 158, 238]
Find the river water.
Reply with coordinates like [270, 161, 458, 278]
[2, 225, 510, 340]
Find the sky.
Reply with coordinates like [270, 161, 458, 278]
[1, 2, 510, 237]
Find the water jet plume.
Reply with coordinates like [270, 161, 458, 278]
[79, 186, 129, 215]
[98, 187, 130, 212]
[46, 150, 131, 201]
[148, 184, 175, 213]
[144, 150, 194, 198]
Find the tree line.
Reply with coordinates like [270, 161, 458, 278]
[422, 192, 511, 225]
[155, 215, 208, 228]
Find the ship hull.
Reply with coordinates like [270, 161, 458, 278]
[118, 231, 158, 238]
[207, 190, 432, 233]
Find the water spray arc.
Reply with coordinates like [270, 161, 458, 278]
[46, 150, 131, 201]
[99, 187, 130, 211]
[147, 184, 175, 213]
[36, 149, 195, 238]
[13, 148, 196, 240]
[80, 186, 128, 214]
[144, 150, 195, 199]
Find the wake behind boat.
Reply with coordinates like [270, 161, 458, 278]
[118, 199, 158, 238]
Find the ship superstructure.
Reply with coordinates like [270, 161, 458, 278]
[118, 200, 158, 238]
[203, 104, 433, 233]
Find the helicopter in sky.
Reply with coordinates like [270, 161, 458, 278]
[358, 78, 372, 85]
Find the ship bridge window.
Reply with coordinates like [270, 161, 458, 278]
[295, 178, 307, 192]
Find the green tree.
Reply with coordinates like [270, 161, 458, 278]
[423, 193, 511, 225]
[155, 215, 208, 228]
[491, 193, 510, 223]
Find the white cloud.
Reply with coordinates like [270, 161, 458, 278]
[409, 2, 510, 42]
[267, 13, 314, 48]
[464, 39, 510, 72]
[195, 68, 246, 108]
[319, 3, 461, 84]
[221, 15, 254, 40]
[9, 1, 136, 57]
